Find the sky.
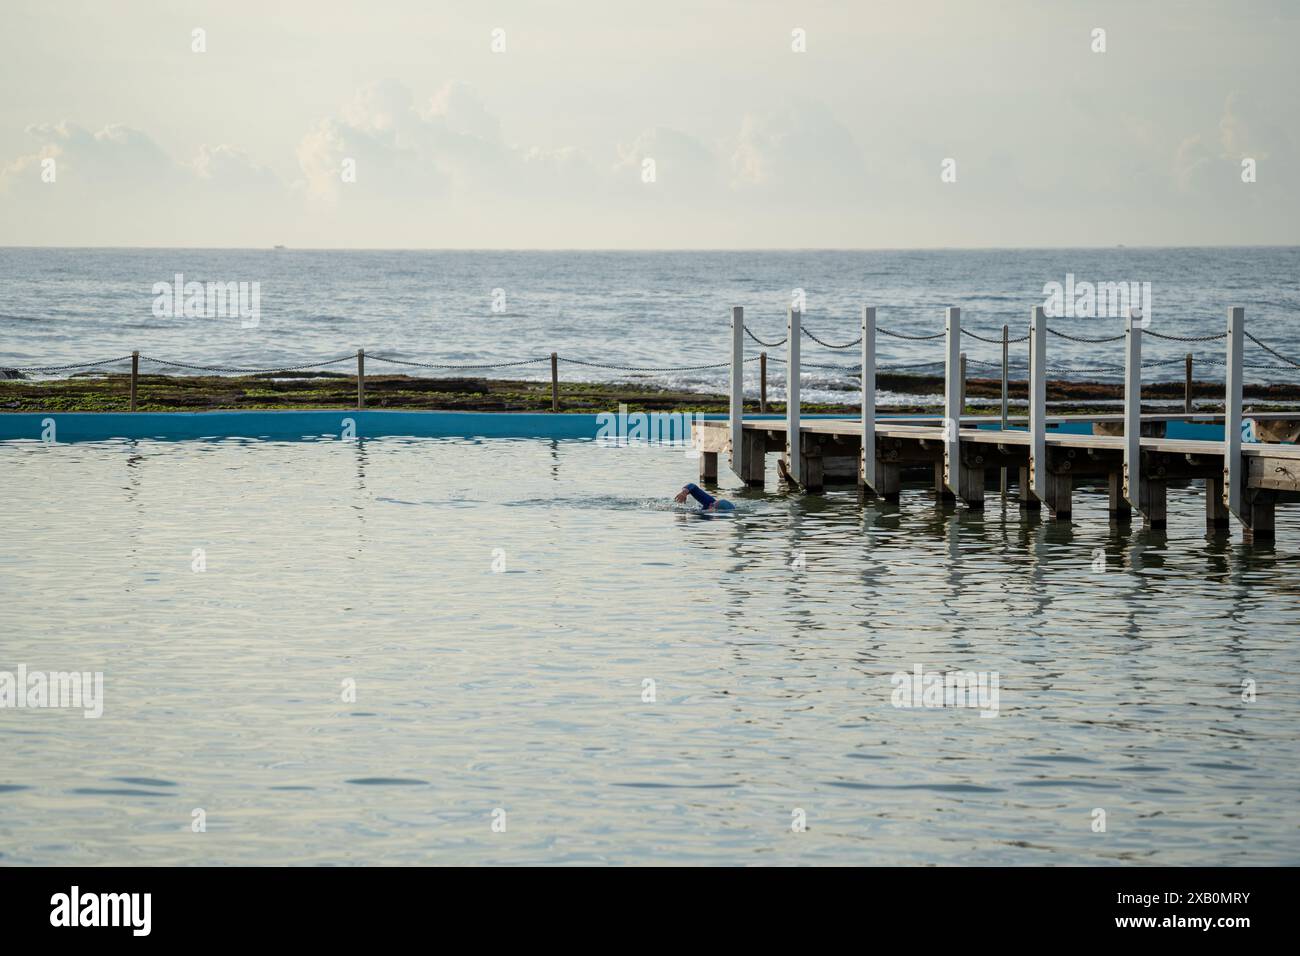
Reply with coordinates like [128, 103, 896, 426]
[1, 0, 1297, 248]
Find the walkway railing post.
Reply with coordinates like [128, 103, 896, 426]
[1029, 306, 1047, 501]
[130, 350, 139, 412]
[860, 306, 876, 491]
[786, 307, 801, 484]
[356, 348, 365, 409]
[550, 352, 559, 412]
[1000, 324, 1009, 498]
[1224, 306, 1244, 519]
[760, 351, 768, 413]
[1184, 353, 1194, 415]
[1123, 311, 1142, 507]
[729, 306, 744, 477]
[942, 307, 961, 492]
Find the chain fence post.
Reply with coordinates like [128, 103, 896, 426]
[550, 353, 559, 412]
[356, 349, 365, 409]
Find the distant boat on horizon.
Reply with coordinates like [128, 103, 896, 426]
[273, 244, 286, 250]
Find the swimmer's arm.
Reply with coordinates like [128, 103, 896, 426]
[679, 483, 717, 508]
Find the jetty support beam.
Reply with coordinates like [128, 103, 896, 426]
[740, 429, 765, 486]
[1206, 475, 1229, 531]
[800, 432, 824, 493]
[699, 450, 718, 483]
[1241, 490, 1277, 543]
[1108, 472, 1131, 522]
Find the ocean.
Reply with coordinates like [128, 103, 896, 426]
[2, 247, 1298, 403]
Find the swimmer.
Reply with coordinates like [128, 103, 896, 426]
[675, 483, 735, 512]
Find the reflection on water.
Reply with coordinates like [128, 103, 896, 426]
[1, 437, 1298, 865]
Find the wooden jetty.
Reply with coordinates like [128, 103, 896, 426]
[697, 305, 1300, 542]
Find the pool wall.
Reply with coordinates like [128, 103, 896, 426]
[0, 410, 1231, 443]
[0, 410, 844, 443]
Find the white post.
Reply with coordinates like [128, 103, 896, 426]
[1224, 306, 1244, 518]
[861, 306, 876, 490]
[1029, 305, 1047, 501]
[943, 307, 961, 491]
[729, 306, 744, 478]
[1123, 309, 1142, 507]
[786, 308, 802, 482]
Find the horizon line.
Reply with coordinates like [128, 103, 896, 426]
[2, 244, 1299, 253]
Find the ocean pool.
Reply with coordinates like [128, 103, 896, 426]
[1, 436, 1298, 865]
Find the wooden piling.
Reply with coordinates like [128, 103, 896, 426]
[1108, 472, 1131, 522]
[130, 350, 139, 412]
[699, 450, 718, 483]
[1206, 475, 1229, 531]
[1184, 353, 1194, 415]
[740, 429, 766, 486]
[760, 351, 768, 413]
[800, 432, 824, 493]
[1241, 490, 1276, 542]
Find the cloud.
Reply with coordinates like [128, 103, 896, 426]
[1, 121, 179, 194]
[729, 102, 867, 200]
[1173, 94, 1292, 195]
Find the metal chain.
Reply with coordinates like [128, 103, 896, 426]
[1245, 331, 1300, 369]
[9, 354, 135, 373]
[1040, 357, 1191, 374]
[142, 355, 356, 374]
[878, 327, 945, 340]
[560, 356, 762, 372]
[799, 361, 861, 371]
[743, 326, 787, 348]
[879, 360, 947, 371]
[1145, 329, 1227, 342]
[961, 329, 1030, 344]
[1198, 357, 1297, 371]
[1044, 327, 1127, 343]
[801, 327, 863, 349]
[369, 355, 549, 371]
[10, 330, 1300, 383]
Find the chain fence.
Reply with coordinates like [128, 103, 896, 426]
[4, 320, 1298, 389]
